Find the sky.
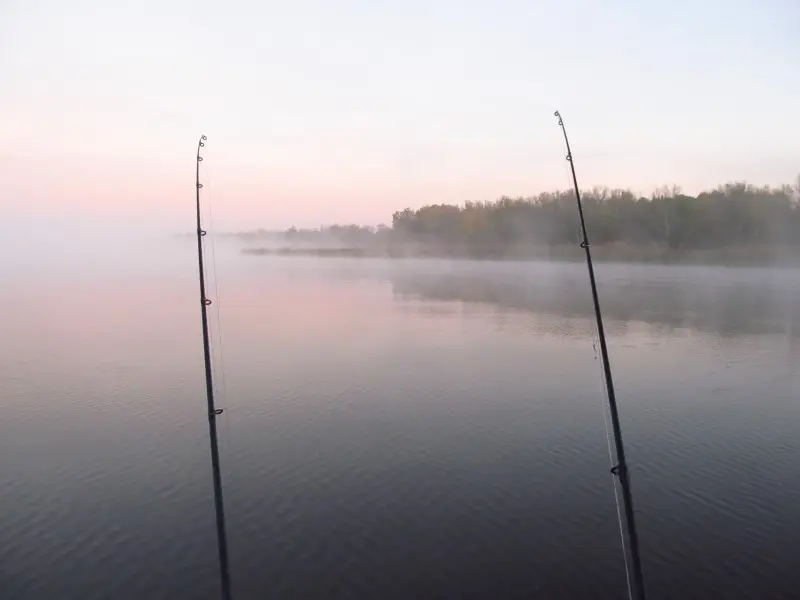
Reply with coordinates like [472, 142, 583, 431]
[1, 0, 798, 233]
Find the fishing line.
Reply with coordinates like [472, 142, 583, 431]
[560, 144, 633, 600]
[195, 134, 233, 600]
[554, 110, 647, 600]
[201, 154, 233, 459]
[591, 320, 634, 600]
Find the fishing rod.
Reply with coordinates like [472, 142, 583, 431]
[195, 134, 233, 600]
[553, 111, 647, 600]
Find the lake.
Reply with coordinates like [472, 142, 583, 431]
[3, 251, 800, 600]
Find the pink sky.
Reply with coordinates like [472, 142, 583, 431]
[2, 0, 798, 234]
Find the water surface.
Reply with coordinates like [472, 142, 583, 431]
[3, 254, 800, 599]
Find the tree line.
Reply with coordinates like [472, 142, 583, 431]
[390, 181, 800, 254]
[235, 178, 800, 260]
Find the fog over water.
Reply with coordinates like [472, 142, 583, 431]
[3, 233, 800, 599]
[4, 0, 799, 596]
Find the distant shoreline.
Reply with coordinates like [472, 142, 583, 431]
[241, 244, 800, 267]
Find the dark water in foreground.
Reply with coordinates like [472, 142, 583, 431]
[3, 255, 800, 600]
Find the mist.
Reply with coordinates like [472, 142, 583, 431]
[4, 1, 800, 598]
[8, 196, 800, 600]
[0, 212, 245, 285]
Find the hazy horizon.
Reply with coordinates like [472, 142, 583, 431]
[2, 0, 798, 239]
[5, 5, 800, 597]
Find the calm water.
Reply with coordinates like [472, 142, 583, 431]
[3, 252, 800, 600]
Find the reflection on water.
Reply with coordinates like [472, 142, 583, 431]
[3, 256, 800, 600]
[388, 261, 800, 340]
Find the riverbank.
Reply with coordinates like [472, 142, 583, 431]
[241, 243, 800, 267]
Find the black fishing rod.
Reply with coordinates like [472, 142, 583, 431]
[554, 111, 647, 600]
[195, 134, 233, 600]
